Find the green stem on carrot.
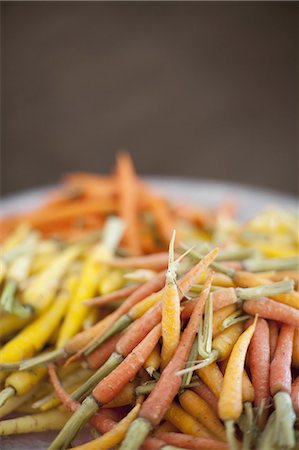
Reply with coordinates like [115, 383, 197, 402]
[83, 314, 132, 357]
[244, 256, 299, 273]
[220, 311, 251, 331]
[19, 348, 67, 371]
[235, 280, 294, 300]
[71, 352, 123, 401]
[0, 280, 17, 312]
[48, 395, 98, 450]
[176, 350, 218, 376]
[181, 338, 198, 387]
[272, 391, 296, 449]
[119, 417, 152, 450]
[0, 386, 15, 408]
[238, 401, 256, 450]
[257, 410, 276, 450]
[225, 420, 239, 450]
[180, 245, 236, 278]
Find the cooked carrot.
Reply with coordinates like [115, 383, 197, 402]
[268, 320, 279, 362]
[292, 327, 299, 368]
[156, 432, 230, 450]
[48, 324, 162, 450]
[291, 376, 299, 416]
[243, 297, 299, 327]
[249, 318, 270, 415]
[218, 318, 257, 450]
[161, 231, 181, 369]
[116, 152, 142, 255]
[179, 390, 226, 440]
[119, 275, 213, 450]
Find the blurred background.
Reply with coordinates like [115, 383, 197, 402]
[1, 2, 298, 196]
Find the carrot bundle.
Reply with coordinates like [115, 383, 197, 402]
[1, 154, 298, 450]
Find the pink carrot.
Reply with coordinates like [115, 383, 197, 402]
[268, 320, 279, 361]
[92, 324, 162, 405]
[270, 324, 295, 396]
[243, 297, 299, 327]
[291, 376, 299, 415]
[192, 380, 218, 415]
[156, 432, 230, 450]
[249, 318, 270, 408]
[84, 284, 139, 306]
[106, 253, 169, 270]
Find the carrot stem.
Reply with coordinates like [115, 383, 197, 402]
[120, 417, 152, 450]
[71, 353, 123, 401]
[48, 395, 99, 450]
[224, 420, 239, 450]
[272, 391, 296, 449]
[19, 348, 67, 371]
[0, 387, 15, 408]
[244, 256, 298, 272]
[235, 280, 294, 300]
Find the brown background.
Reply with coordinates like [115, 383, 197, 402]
[1, 2, 298, 195]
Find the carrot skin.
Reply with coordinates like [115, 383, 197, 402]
[85, 284, 139, 306]
[92, 324, 161, 405]
[139, 278, 212, 426]
[270, 324, 295, 396]
[243, 297, 299, 327]
[268, 320, 279, 362]
[86, 333, 121, 370]
[249, 318, 270, 408]
[156, 432, 230, 450]
[291, 376, 299, 415]
[192, 381, 218, 414]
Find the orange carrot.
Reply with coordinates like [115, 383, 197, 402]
[156, 432, 230, 450]
[270, 324, 295, 396]
[119, 276, 213, 449]
[243, 297, 299, 327]
[48, 325, 162, 449]
[116, 152, 142, 255]
[192, 380, 218, 415]
[268, 320, 279, 362]
[86, 333, 121, 370]
[146, 193, 175, 244]
[291, 376, 299, 416]
[249, 318, 270, 408]
[84, 284, 139, 306]
[104, 253, 169, 270]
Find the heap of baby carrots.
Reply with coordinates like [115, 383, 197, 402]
[0, 153, 298, 450]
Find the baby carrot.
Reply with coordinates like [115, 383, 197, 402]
[218, 317, 257, 450]
[146, 193, 175, 244]
[248, 318, 270, 425]
[196, 363, 224, 399]
[292, 327, 299, 368]
[116, 152, 142, 255]
[84, 284, 139, 306]
[179, 390, 226, 440]
[104, 253, 169, 270]
[71, 403, 141, 450]
[156, 432, 230, 450]
[243, 297, 299, 327]
[265, 324, 296, 449]
[191, 380, 218, 414]
[268, 320, 279, 362]
[212, 304, 238, 337]
[119, 275, 213, 450]
[48, 324, 162, 450]
[161, 231, 181, 369]
[163, 402, 212, 439]
[0, 409, 72, 435]
[144, 345, 161, 375]
[291, 376, 299, 416]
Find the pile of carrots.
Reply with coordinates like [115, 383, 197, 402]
[0, 153, 298, 450]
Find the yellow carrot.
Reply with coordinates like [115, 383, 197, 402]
[0, 313, 31, 340]
[179, 390, 226, 441]
[0, 409, 72, 434]
[99, 269, 124, 295]
[164, 402, 213, 439]
[57, 218, 123, 346]
[144, 345, 161, 375]
[71, 403, 141, 450]
[161, 231, 181, 369]
[22, 243, 82, 311]
[212, 304, 238, 337]
[218, 317, 257, 450]
[197, 363, 224, 399]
